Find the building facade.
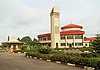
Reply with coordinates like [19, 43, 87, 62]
[38, 7, 89, 48]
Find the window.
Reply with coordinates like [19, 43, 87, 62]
[67, 35, 73, 39]
[61, 43, 66, 46]
[43, 37, 46, 41]
[39, 38, 40, 41]
[61, 35, 65, 40]
[75, 43, 78, 46]
[67, 43, 73, 47]
[75, 35, 83, 39]
[75, 43, 83, 46]
[78, 43, 83, 46]
[85, 44, 87, 46]
[72, 43, 74, 46]
[41, 38, 42, 41]
[13, 44, 16, 49]
[39, 38, 42, 41]
[67, 43, 69, 46]
[48, 37, 51, 40]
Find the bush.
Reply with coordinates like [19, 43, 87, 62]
[50, 54, 64, 62]
[95, 60, 100, 70]
[38, 45, 52, 54]
[50, 50, 64, 54]
[41, 54, 50, 60]
[65, 53, 80, 57]
[13, 50, 24, 53]
[96, 50, 100, 54]
[30, 45, 39, 52]
[81, 53, 95, 58]
[25, 52, 34, 57]
[25, 50, 100, 70]
[54, 47, 93, 52]
[21, 45, 30, 51]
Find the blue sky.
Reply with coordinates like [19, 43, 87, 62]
[0, 0, 100, 41]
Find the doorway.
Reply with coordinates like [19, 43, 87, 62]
[69, 44, 72, 47]
[56, 43, 58, 48]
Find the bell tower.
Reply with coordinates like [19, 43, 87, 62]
[50, 6, 60, 48]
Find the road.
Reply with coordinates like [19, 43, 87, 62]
[0, 52, 84, 70]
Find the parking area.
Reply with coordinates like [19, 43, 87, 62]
[0, 52, 84, 70]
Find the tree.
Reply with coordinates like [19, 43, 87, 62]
[92, 34, 100, 53]
[30, 45, 39, 52]
[32, 38, 39, 46]
[21, 45, 30, 51]
[38, 45, 52, 54]
[1, 43, 9, 50]
[17, 37, 21, 41]
[33, 38, 38, 43]
[21, 36, 32, 45]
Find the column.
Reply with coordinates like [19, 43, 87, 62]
[73, 35, 75, 48]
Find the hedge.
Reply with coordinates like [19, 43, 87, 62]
[25, 52, 100, 70]
[54, 47, 93, 52]
[13, 50, 24, 53]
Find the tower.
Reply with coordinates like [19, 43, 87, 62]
[50, 6, 60, 48]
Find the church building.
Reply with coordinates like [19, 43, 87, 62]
[38, 7, 90, 48]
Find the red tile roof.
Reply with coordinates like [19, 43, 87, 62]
[60, 30, 85, 35]
[61, 24, 83, 30]
[38, 33, 50, 38]
[38, 30, 85, 38]
[88, 37, 96, 43]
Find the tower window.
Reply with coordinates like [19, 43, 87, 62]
[55, 14, 59, 18]
[55, 26, 59, 34]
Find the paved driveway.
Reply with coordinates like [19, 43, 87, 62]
[0, 52, 84, 70]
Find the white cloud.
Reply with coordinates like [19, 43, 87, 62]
[0, 0, 44, 41]
[0, 0, 42, 25]
[0, 0, 100, 41]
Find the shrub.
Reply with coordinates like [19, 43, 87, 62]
[81, 53, 95, 58]
[21, 45, 30, 51]
[38, 45, 52, 54]
[13, 50, 24, 53]
[25, 52, 33, 57]
[65, 53, 80, 57]
[50, 54, 63, 62]
[41, 54, 50, 60]
[95, 60, 100, 70]
[25, 50, 100, 70]
[96, 50, 100, 54]
[54, 47, 93, 52]
[50, 50, 64, 54]
[31, 45, 39, 52]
